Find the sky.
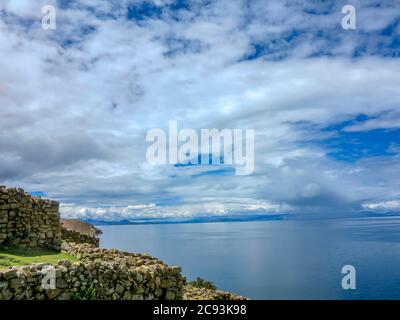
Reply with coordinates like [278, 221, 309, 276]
[0, 0, 399, 221]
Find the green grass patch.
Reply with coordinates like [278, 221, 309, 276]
[0, 246, 78, 269]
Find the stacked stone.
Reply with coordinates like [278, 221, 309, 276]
[0, 186, 61, 250]
[0, 255, 185, 300]
[0, 185, 246, 300]
[61, 241, 185, 299]
[61, 228, 100, 247]
[61, 242, 164, 267]
[183, 285, 247, 300]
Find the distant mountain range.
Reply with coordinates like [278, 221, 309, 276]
[85, 214, 288, 226]
[84, 211, 400, 226]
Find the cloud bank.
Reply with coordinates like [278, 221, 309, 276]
[0, 0, 399, 220]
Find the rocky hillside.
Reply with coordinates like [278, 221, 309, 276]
[61, 219, 102, 236]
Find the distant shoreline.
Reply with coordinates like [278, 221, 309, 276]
[87, 212, 400, 226]
[88, 214, 288, 226]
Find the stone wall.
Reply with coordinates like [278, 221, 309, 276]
[0, 187, 61, 250]
[0, 185, 246, 300]
[61, 228, 100, 247]
[183, 285, 247, 300]
[0, 242, 185, 300]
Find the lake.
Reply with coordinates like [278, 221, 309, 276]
[98, 217, 400, 299]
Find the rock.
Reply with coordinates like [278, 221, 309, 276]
[0, 281, 8, 290]
[115, 283, 124, 294]
[145, 293, 154, 300]
[122, 291, 132, 300]
[161, 279, 174, 288]
[46, 289, 62, 300]
[136, 286, 145, 294]
[171, 266, 182, 274]
[183, 284, 247, 300]
[57, 292, 71, 300]
[165, 290, 176, 300]
[135, 273, 143, 283]
[154, 288, 163, 297]
[106, 287, 114, 295]
[9, 278, 23, 289]
[3, 269, 18, 280]
[0, 289, 13, 300]
[56, 278, 68, 289]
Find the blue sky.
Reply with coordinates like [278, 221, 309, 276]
[301, 114, 400, 161]
[0, 0, 399, 220]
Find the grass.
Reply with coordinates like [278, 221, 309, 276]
[0, 246, 78, 269]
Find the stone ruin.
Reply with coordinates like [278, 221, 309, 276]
[0, 186, 61, 250]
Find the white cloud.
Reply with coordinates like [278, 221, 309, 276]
[362, 200, 400, 212]
[60, 198, 288, 220]
[0, 0, 399, 220]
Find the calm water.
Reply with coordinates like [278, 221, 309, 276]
[98, 217, 400, 299]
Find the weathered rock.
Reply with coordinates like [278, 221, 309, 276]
[56, 278, 68, 289]
[165, 290, 176, 300]
[9, 278, 23, 289]
[57, 292, 71, 300]
[183, 284, 247, 300]
[122, 291, 132, 300]
[3, 269, 18, 280]
[0, 281, 8, 290]
[0, 187, 61, 250]
[61, 227, 100, 247]
[46, 289, 62, 300]
[0, 289, 13, 300]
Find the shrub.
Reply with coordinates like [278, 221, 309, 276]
[71, 283, 97, 300]
[188, 277, 217, 290]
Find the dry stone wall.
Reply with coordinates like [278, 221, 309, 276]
[61, 228, 100, 247]
[0, 185, 246, 300]
[183, 285, 247, 300]
[0, 187, 61, 250]
[0, 242, 185, 300]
